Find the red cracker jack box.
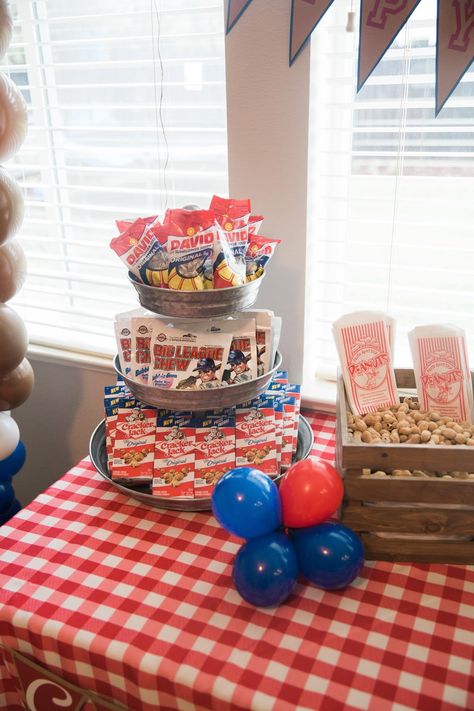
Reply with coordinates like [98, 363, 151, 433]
[235, 397, 278, 476]
[267, 382, 301, 456]
[153, 413, 195, 497]
[263, 393, 284, 473]
[194, 412, 235, 497]
[112, 407, 156, 484]
[104, 393, 139, 474]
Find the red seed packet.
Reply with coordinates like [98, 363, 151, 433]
[235, 397, 278, 477]
[245, 234, 280, 282]
[153, 413, 195, 498]
[112, 407, 156, 484]
[115, 215, 157, 233]
[194, 412, 235, 498]
[210, 196, 251, 289]
[165, 210, 217, 291]
[110, 218, 168, 286]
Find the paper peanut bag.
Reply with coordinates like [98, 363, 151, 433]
[409, 324, 473, 423]
[333, 311, 398, 415]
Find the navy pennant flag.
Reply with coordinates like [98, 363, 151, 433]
[358, 0, 423, 90]
[290, 0, 336, 65]
[436, 0, 474, 114]
[226, 0, 254, 34]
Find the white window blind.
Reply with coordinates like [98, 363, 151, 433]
[4, 0, 228, 356]
[306, 0, 474, 383]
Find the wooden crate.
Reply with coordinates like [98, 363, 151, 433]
[336, 369, 474, 564]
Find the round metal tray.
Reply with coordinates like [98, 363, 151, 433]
[129, 271, 265, 319]
[114, 351, 283, 411]
[89, 415, 314, 512]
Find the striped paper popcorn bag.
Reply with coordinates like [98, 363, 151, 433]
[408, 325, 474, 423]
[333, 312, 398, 415]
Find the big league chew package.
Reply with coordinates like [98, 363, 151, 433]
[103, 370, 301, 497]
[114, 309, 281, 390]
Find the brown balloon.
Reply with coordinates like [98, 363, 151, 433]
[0, 357, 34, 410]
[0, 168, 24, 246]
[0, 303, 28, 376]
[0, 73, 28, 163]
[0, 239, 26, 302]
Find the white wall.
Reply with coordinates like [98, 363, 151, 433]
[12, 355, 114, 506]
[11, 0, 312, 507]
[225, 0, 310, 383]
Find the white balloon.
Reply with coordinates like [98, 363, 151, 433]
[0, 1, 13, 61]
[0, 411, 19, 459]
[0, 73, 28, 162]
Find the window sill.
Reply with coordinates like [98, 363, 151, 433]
[28, 344, 338, 413]
[28, 344, 115, 375]
[301, 377, 336, 414]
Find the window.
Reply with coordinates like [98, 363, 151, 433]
[5, 0, 228, 355]
[306, 0, 474, 384]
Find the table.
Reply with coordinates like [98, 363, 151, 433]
[0, 412, 473, 711]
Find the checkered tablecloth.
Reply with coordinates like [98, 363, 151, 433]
[0, 411, 473, 711]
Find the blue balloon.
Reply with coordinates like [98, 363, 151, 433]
[291, 522, 364, 590]
[212, 467, 282, 539]
[0, 441, 26, 482]
[0, 481, 15, 512]
[0, 497, 21, 525]
[233, 532, 298, 607]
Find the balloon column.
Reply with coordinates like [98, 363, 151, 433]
[0, 1, 33, 524]
[212, 459, 364, 607]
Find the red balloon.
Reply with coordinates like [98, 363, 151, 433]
[279, 458, 344, 528]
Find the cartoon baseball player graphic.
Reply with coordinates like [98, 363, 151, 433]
[226, 349, 252, 385]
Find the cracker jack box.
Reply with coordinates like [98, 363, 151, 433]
[267, 382, 301, 455]
[104, 392, 138, 471]
[112, 406, 156, 484]
[235, 397, 278, 476]
[194, 411, 236, 498]
[153, 412, 195, 497]
[262, 393, 284, 473]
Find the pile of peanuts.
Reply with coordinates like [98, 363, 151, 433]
[362, 468, 474, 480]
[347, 397, 474, 446]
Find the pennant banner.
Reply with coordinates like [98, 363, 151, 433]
[358, 0, 423, 90]
[290, 0, 336, 65]
[226, 0, 254, 34]
[436, 0, 474, 114]
[13, 651, 86, 711]
[10, 649, 128, 711]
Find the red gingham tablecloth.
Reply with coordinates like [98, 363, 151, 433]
[0, 412, 473, 711]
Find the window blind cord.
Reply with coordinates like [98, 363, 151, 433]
[385, 24, 411, 316]
[151, 0, 170, 214]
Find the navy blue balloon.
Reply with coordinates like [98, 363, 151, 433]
[0, 497, 21, 525]
[0, 440, 26, 482]
[212, 466, 282, 539]
[291, 521, 364, 590]
[0, 481, 15, 512]
[232, 531, 298, 607]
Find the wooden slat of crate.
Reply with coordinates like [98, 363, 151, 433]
[359, 534, 474, 564]
[342, 503, 474, 536]
[344, 475, 474, 505]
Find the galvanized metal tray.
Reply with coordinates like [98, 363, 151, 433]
[89, 415, 314, 512]
[129, 271, 265, 319]
[114, 351, 283, 411]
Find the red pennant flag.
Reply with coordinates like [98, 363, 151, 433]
[436, 0, 474, 114]
[358, 0, 423, 90]
[290, 0, 336, 65]
[226, 0, 254, 34]
[12, 651, 86, 711]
